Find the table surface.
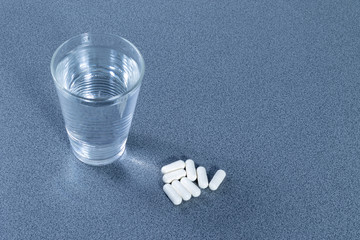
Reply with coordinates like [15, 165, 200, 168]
[1, 0, 360, 239]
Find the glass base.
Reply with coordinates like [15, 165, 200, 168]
[72, 147, 125, 166]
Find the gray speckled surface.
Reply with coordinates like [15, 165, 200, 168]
[1, 0, 360, 239]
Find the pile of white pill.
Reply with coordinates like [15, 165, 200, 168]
[162, 159, 226, 205]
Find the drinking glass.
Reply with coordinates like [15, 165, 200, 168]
[51, 33, 145, 166]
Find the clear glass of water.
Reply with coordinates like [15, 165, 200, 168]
[50, 33, 145, 166]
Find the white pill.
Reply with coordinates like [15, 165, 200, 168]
[162, 169, 186, 183]
[209, 170, 226, 191]
[196, 166, 208, 189]
[171, 180, 191, 201]
[163, 184, 182, 205]
[180, 177, 201, 197]
[161, 160, 185, 174]
[185, 159, 197, 181]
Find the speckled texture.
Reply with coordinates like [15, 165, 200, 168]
[1, 0, 360, 239]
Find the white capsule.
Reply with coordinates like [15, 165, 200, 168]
[163, 184, 182, 205]
[171, 180, 191, 201]
[196, 166, 208, 189]
[185, 159, 197, 181]
[180, 177, 201, 197]
[161, 160, 185, 174]
[162, 169, 186, 183]
[209, 170, 226, 191]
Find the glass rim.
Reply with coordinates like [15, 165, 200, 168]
[50, 33, 145, 103]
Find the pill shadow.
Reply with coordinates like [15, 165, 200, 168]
[179, 155, 191, 161]
[207, 165, 219, 179]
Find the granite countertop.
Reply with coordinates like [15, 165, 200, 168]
[1, 0, 360, 239]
